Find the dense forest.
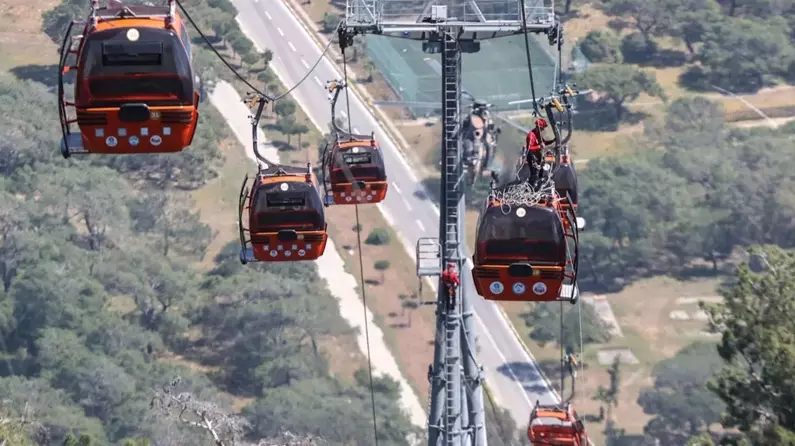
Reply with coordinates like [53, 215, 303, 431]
[0, 0, 420, 444]
[577, 0, 795, 94]
[576, 98, 795, 292]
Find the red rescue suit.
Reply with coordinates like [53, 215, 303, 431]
[525, 118, 549, 153]
[441, 268, 460, 289]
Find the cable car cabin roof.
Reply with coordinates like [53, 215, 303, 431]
[476, 204, 566, 264]
[530, 417, 574, 427]
[258, 164, 317, 182]
[94, 5, 173, 18]
[330, 141, 386, 183]
[76, 24, 193, 107]
[250, 179, 324, 232]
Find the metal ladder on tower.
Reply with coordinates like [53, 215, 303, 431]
[440, 30, 464, 446]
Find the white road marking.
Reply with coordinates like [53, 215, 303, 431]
[264, 10, 271, 19]
[314, 76, 322, 86]
[401, 197, 412, 211]
[391, 182, 401, 194]
[288, 41, 296, 52]
[416, 219, 425, 231]
[301, 59, 309, 68]
[277, 27, 284, 36]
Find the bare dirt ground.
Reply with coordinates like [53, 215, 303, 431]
[502, 276, 722, 445]
[0, 0, 60, 71]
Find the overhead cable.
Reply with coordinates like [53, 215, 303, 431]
[176, 0, 339, 102]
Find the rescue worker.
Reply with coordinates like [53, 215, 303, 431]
[566, 351, 578, 378]
[440, 262, 460, 309]
[565, 350, 578, 396]
[524, 117, 548, 185]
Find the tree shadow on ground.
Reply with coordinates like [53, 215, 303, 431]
[10, 64, 60, 88]
[638, 49, 688, 69]
[496, 360, 563, 396]
[574, 101, 648, 132]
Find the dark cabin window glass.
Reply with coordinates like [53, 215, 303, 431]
[477, 206, 565, 262]
[251, 181, 324, 231]
[342, 152, 372, 165]
[78, 27, 192, 104]
[179, 22, 192, 61]
[331, 148, 385, 183]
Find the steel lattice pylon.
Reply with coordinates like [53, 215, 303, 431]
[340, 2, 559, 445]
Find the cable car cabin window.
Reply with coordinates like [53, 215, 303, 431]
[342, 152, 371, 165]
[251, 182, 324, 232]
[331, 149, 386, 183]
[178, 21, 193, 63]
[477, 207, 565, 263]
[77, 27, 193, 106]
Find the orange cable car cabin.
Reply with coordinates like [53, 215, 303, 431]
[471, 192, 578, 302]
[238, 165, 328, 263]
[58, 0, 199, 158]
[527, 402, 588, 446]
[323, 138, 388, 205]
[552, 159, 578, 209]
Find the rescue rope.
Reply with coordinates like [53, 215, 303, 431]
[175, 0, 340, 102]
[518, 0, 539, 114]
[559, 301, 565, 397]
[489, 179, 555, 214]
[341, 44, 354, 136]
[577, 298, 585, 400]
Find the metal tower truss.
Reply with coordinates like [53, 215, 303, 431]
[340, 3, 559, 445]
[345, 0, 555, 40]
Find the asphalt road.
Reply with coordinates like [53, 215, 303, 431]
[231, 0, 565, 426]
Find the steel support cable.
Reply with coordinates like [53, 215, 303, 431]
[460, 323, 498, 442]
[354, 203, 380, 446]
[553, 21, 563, 91]
[176, 0, 340, 102]
[559, 300, 565, 397]
[518, 0, 539, 114]
[270, 22, 341, 102]
[340, 40, 379, 446]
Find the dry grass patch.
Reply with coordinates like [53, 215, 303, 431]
[0, 0, 60, 71]
[299, 0, 343, 24]
[562, 4, 611, 43]
[394, 119, 442, 173]
[192, 138, 253, 268]
[316, 334, 368, 383]
[500, 275, 722, 442]
[324, 203, 438, 403]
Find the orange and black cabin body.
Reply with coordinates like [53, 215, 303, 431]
[247, 177, 327, 262]
[552, 164, 578, 209]
[328, 142, 388, 205]
[527, 405, 587, 446]
[61, 6, 198, 155]
[471, 204, 570, 302]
